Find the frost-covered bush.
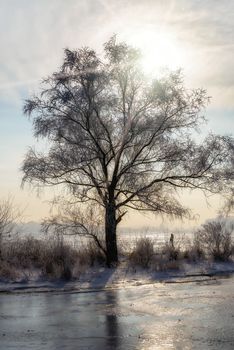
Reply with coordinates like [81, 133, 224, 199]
[183, 241, 205, 261]
[4, 237, 45, 268]
[0, 260, 19, 281]
[129, 237, 154, 268]
[1, 235, 107, 281]
[161, 242, 181, 261]
[0, 197, 20, 258]
[77, 241, 106, 267]
[153, 254, 181, 271]
[194, 219, 233, 261]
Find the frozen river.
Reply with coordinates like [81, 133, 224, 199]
[0, 275, 234, 349]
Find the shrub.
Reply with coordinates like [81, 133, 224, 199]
[1, 236, 80, 280]
[77, 241, 106, 267]
[4, 237, 45, 268]
[194, 219, 233, 261]
[161, 243, 181, 261]
[183, 241, 205, 262]
[42, 238, 79, 280]
[0, 197, 21, 259]
[0, 234, 111, 281]
[153, 254, 181, 271]
[0, 260, 19, 281]
[0, 233, 111, 281]
[129, 237, 154, 268]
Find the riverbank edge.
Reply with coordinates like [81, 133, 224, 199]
[1, 260, 234, 294]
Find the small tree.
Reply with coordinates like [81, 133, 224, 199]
[221, 188, 234, 216]
[0, 197, 19, 258]
[195, 219, 233, 261]
[22, 36, 233, 266]
[220, 143, 234, 216]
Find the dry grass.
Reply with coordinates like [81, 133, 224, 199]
[182, 241, 205, 262]
[0, 260, 19, 281]
[128, 237, 183, 271]
[0, 222, 233, 282]
[129, 237, 154, 269]
[152, 254, 181, 271]
[161, 243, 181, 261]
[152, 242, 182, 271]
[126, 226, 232, 272]
[41, 238, 79, 280]
[0, 235, 106, 281]
[77, 241, 106, 267]
[2, 237, 45, 268]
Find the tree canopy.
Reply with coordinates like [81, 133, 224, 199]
[22, 36, 234, 265]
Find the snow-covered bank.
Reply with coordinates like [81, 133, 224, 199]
[1, 260, 234, 294]
[1, 218, 234, 293]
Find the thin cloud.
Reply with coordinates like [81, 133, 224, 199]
[0, 0, 234, 106]
[0, 79, 38, 90]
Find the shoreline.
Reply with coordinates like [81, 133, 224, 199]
[1, 261, 234, 295]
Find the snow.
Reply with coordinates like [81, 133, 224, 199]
[1, 259, 234, 294]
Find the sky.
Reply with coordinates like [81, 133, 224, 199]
[0, 0, 233, 228]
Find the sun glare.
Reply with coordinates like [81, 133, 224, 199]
[125, 29, 185, 75]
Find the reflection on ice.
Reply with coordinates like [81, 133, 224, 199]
[0, 276, 234, 349]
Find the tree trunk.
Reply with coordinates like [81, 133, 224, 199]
[105, 202, 118, 267]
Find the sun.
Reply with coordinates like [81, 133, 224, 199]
[124, 29, 185, 75]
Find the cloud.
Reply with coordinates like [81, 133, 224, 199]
[0, 1, 106, 101]
[0, 0, 234, 107]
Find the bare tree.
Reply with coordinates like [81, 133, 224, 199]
[221, 188, 234, 216]
[22, 36, 234, 266]
[0, 197, 19, 258]
[42, 203, 107, 258]
[219, 143, 234, 216]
